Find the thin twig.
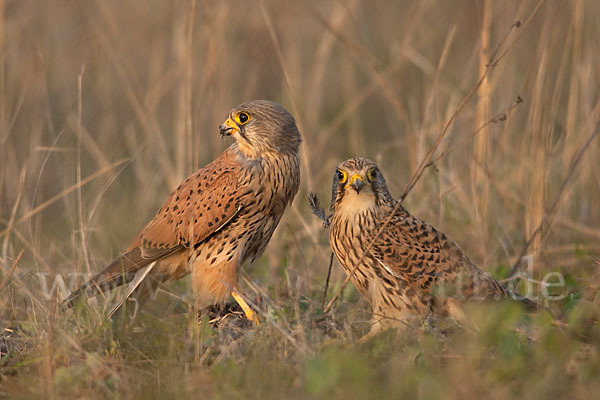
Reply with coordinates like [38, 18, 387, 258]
[508, 122, 600, 277]
[0, 250, 24, 292]
[500, 274, 552, 287]
[321, 252, 334, 308]
[0, 158, 128, 239]
[2, 167, 26, 265]
[399, 21, 521, 203]
[307, 192, 333, 306]
[260, 4, 312, 193]
[426, 96, 523, 168]
[489, 0, 548, 69]
[310, 8, 409, 126]
[76, 66, 92, 276]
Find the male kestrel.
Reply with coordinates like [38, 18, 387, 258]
[65, 100, 302, 324]
[328, 157, 536, 336]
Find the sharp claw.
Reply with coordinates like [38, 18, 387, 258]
[245, 308, 260, 326]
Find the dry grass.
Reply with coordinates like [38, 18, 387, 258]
[1, 0, 599, 398]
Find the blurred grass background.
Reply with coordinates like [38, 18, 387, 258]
[1, 0, 599, 398]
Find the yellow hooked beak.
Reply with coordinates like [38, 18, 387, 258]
[219, 117, 240, 137]
[345, 174, 366, 193]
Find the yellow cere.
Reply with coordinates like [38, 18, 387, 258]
[345, 173, 364, 188]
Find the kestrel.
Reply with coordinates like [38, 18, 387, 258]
[328, 157, 536, 336]
[65, 100, 301, 324]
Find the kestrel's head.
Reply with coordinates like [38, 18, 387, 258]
[219, 100, 302, 158]
[331, 158, 394, 213]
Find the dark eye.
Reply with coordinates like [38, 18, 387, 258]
[367, 168, 377, 181]
[336, 170, 347, 183]
[237, 112, 249, 125]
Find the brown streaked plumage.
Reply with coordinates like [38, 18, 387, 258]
[328, 157, 536, 336]
[65, 100, 301, 323]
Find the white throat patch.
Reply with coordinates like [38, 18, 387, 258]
[337, 189, 376, 215]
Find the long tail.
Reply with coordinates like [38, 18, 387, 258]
[509, 289, 539, 312]
[479, 270, 540, 312]
[107, 262, 157, 319]
[63, 247, 150, 308]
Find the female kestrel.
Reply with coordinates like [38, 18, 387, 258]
[65, 100, 301, 324]
[328, 157, 536, 336]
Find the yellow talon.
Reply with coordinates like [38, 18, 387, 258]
[231, 290, 260, 325]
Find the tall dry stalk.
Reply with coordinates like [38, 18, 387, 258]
[472, 0, 492, 258]
[173, 0, 196, 182]
[524, 30, 549, 268]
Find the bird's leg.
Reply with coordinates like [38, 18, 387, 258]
[231, 290, 260, 325]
